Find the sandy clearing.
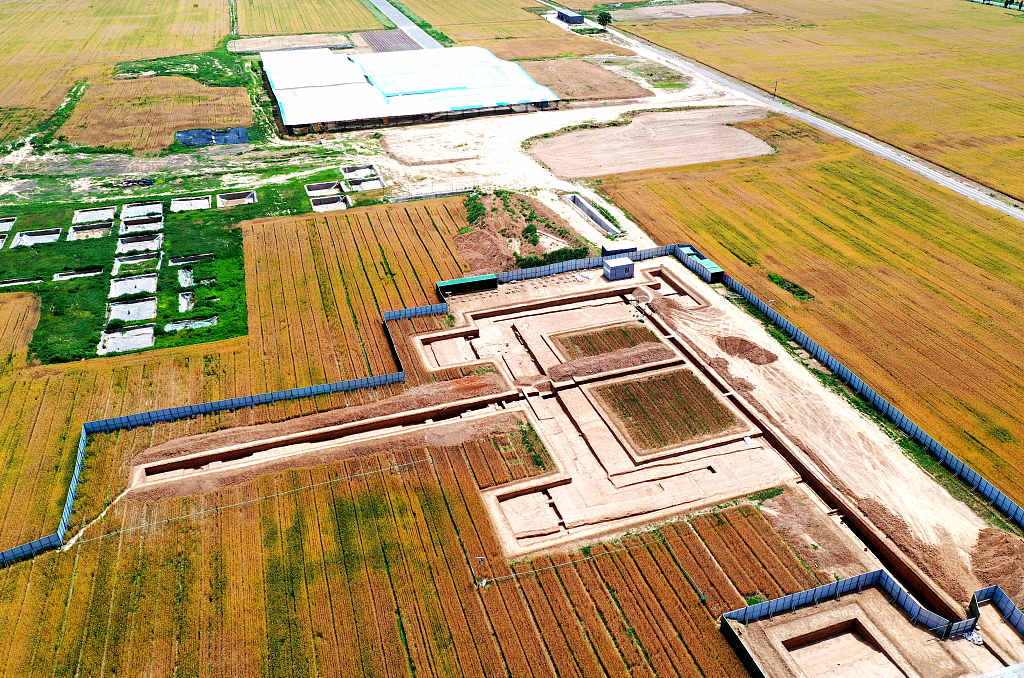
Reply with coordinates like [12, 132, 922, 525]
[226, 33, 353, 53]
[520, 58, 653, 101]
[612, 2, 751, 20]
[529, 105, 773, 178]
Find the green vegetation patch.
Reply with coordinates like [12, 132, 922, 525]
[768, 272, 814, 301]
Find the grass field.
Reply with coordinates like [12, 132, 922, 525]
[0, 435, 819, 677]
[235, 0, 385, 35]
[617, 0, 1024, 199]
[598, 115, 1024, 503]
[0, 0, 229, 125]
[395, 0, 632, 58]
[553, 322, 659, 360]
[594, 369, 742, 452]
[0, 197, 475, 553]
[61, 77, 252, 154]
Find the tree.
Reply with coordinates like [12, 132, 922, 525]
[597, 11, 612, 26]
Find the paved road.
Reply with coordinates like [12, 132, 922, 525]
[539, 2, 1024, 223]
[364, 0, 442, 49]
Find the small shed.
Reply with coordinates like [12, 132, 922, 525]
[557, 8, 585, 24]
[603, 257, 634, 281]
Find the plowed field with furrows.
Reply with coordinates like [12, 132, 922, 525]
[0, 198, 471, 552]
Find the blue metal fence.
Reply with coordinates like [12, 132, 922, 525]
[382, 303, 448, 321]
[723, 569, 1024, 641]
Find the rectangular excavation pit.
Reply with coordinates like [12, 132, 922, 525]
[116, 233, 163, 254]
[97, 324, 155, 355]
[310, 195, 351, 212]
[783, 619, 906, 678]
[304, 181, 343, 197]
[347, 176, 385, 191]
[0, 277, 42, 288]
[120, 202, 163, 220]
[69, 222, 112, 240]
[165, 316, 218, 332]
[178, 267, 194, 288]
[53, 266, 103, 281]
[11, 228, 62, 248]
[72, 207, 115, 224]
[112, 252, 160, 276]
[0, 234, 5, 249]
[216, 190, 256, 208]
[0, 217, 15, 233]
[107, 297, 158, 322]
[109, 273, 158, 298]
[565, 193, 621, 236]
[169, 253, 214, 266]
[341, 164, 379, 180]
[170, 196, 212, 212]
[178, 291, 195, 312]
[119, 215, 164, 234]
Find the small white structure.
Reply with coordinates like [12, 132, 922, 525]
[166, 316, 218, 332]
[347, 176, 385, 191]
[119, 215, 164, 235]
[305, 181, 343, 197]
[178, 291, 195, 312]
[97, 324, 155, 355]
[11, 228, 62, 248]
[107, 297, 158, 323]
[0, 277, 42, 288]
[310, 195, 351, 212]
[170, 196, 212, 212]
[109, 273, 158, 298]
[341, 164, 379, 180]
[53, 267, 103, 281]
[112, 252, 161, 276]
[69, 222, 112, 240]
[169, 253, 214, 266]
[0, 234, 6, 249]
[72, 207, 115, 224]
[116, 233, 163, 254]
[216, 190, 257, 208]
[121, 202, 163, 220]
[0, 217, 15, 232]
[603, 257, 635, 282]
[178, 267, 194, 288]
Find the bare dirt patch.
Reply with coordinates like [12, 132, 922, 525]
[134, 373, 507, 465]
[529, 105, 772, 178]
[715, 335, 777, 365]
[548, 341, 675, 381]
[972, 528, 1024, 601]
[226, 33, 353, 53]
[612, 2, 751, 20]
[520, 58, 652, 101]
[553, 322, 659, 360]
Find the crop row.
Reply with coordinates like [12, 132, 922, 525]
[553, 323, 658, 361]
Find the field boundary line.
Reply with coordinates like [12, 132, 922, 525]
[71, 455, 432, 547]
[478, 536, 666, 587]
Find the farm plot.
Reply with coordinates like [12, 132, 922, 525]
[592, 368, 744, 453]
[552, 322, 659, 360]
[598, 115, 1024, 505]
[0, 0, 229, 124]
[0, 429, 816, 677]
[60, 77, 252, 154]
[520, 58, 652, 101]
[0, 198, 473, 550]
[235, 0, 384, 36]
[618, 0, 1024, 199]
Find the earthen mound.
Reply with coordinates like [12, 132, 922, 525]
[715, 335, 777, 365]
[972, 528, 1024, 600]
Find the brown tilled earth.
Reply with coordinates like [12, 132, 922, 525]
[972, 528, 1024, 601]
[547, 341, 675, 381]
[520, 58, 652, 101]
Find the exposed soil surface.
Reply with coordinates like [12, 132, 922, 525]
[548, 341, 675, 381]
[972, 528, 1024, 601]
[715, 335, 777, 365]
[226, 33, 353, 53]
[612, 2, 750, 20]
[529, 106, 772, 178]
[520, 59, 652, 102]
[134, 373, 507, 465]
[454, 192, 588, 275]
[761, 487, 879, 579]
[129, 412, 527, 501]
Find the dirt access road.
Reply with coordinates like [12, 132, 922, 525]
[536, 0, 1024, 223]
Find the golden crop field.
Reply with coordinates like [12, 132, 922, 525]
[0, 0, 229, 119]
[599, 115, 1024, 503]
[61, 77, 252, 154]
[619, 0, 1024, 199]
[0, 436, 820, 677]
[398, 0, 632, 58]
[0, 198, 473, 552]
[235, 0, 383, 36]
